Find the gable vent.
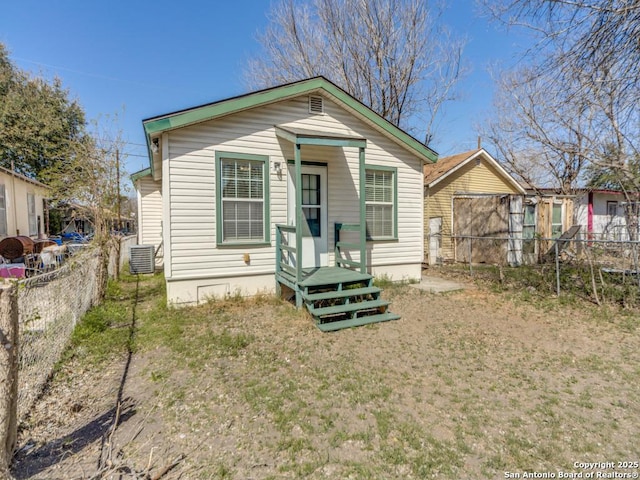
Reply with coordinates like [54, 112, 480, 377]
[309, 95, 324, 114]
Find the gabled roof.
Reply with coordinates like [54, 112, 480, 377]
[142, 76, 438, 175]
[424, 148, 526, 194]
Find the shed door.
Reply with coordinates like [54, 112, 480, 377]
[287, 165, 328, 268]
[453, 196, 510, 263]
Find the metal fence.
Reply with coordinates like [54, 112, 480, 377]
[0, 235, 139, 472]
[17, 248, 104, 421]
[430, 235, 640, 305]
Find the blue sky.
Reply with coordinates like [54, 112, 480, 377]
[0, 1, 531, 181]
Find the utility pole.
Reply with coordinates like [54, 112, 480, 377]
[115, 148, 121, 278]
[10, 159, 18, 236]
[116, 148, 121, 233]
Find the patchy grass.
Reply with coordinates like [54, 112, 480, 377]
[15, 270, 640, 479]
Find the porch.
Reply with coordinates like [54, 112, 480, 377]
[275, 223, 400, 332]
[273, 125, 400, 331]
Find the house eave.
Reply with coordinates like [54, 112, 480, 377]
[0, 165, 50, 190]
[142, 76, 438, 178]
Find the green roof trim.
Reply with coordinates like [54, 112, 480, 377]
[142, 76, 438, 167]
[130, 167, 152, 183]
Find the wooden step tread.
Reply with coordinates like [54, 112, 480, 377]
[298, 266, 372, 287]
[303, 286, 381, 302]
[316, 311, 401, 332]
[308, 298, 389, 317]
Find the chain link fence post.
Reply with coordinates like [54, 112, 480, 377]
[468, 237, 473, 276]
[555, 241, 560, 296]
[0, 284, 18, 475]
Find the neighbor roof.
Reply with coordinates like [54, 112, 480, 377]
[424, 148, 526, 194]
[0, 164, 49, 189]
[142, 76, 438, 175]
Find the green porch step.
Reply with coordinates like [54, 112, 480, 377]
[316, 311, 401, 332]
[303, 286, 381, 302]
[308, 298, 390, 317]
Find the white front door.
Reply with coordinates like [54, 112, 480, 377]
[429, 217, 442, 265]
[287, 164, 328, 268]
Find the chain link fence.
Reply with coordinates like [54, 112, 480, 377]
[16, 247, 104, 422]
[432, 235, 640, 307]
[0, 235, 140, 472]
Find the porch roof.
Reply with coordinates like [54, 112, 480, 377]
[274, 125, 366, 148]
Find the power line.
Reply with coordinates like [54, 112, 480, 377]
[13, 56, 170, 90]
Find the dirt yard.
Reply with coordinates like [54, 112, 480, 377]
[11, 272, 640, 479]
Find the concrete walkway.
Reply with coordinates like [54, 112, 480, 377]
[409, 275, 466, 294]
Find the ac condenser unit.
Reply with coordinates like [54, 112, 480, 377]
[129, 245, 155, 274]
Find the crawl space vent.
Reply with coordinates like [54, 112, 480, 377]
[129, 245, 155, 274]
[309, 95, 324, 114]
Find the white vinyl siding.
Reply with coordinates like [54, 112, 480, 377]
[137, 176, 163, 265]
[0, 185, 6, 236]
[165, 94, 423, 281]
[365, 168, 395, 239]
[27, 192, 37, 236]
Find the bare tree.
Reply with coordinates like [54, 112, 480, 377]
[245, 0, 465, 143]
[43, 115, 129, 281]
[482, 67, 593, 194]
[480, 0, 640, 200]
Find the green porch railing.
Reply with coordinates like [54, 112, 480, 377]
[275, 224, 298, 280]
[334, 222, 366, 273]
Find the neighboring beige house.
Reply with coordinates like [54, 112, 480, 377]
[136, 77, 437, 330]
[424, 148, 526, 265]
[131, 168, 163, 266]
[0, 165, 48, 239]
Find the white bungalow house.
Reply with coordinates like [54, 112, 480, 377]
[136, 77, 437, 330]
[131, 168, 163, 267]
[0, 165, 48, 239]
[574, 189, 640, 241]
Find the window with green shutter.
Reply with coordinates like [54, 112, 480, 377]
[216, 152, 270, 245]
[365, 167, 396, 240]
